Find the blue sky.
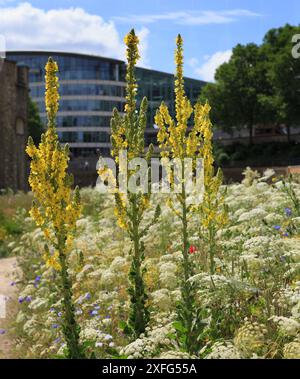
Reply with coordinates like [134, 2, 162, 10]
[0, 0, 299, 81]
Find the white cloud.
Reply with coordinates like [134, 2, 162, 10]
[136, 27, 150, 68]
[194, 50, 232, 82]
[114, 9, 260, 25]
[188, 57, 199, 68]
[0, 2, 150, 67]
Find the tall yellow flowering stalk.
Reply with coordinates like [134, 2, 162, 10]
[101, 30, 160, 338]
[197, 107, 228, 274]
[154, 35, 209, 354]
[26, 58, 84, 359]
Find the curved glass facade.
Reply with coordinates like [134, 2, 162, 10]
[58, 131, 111, 143]
[7, 51, 206, 157]
[54, 115, 112, 127]
[36, 99, 124, 113]
[135, 67, 204, 136]
[30, 83, 126, 98]
[10, 54, 122, 82]
[7, 52, 125, 157]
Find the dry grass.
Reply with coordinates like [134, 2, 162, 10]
[0, 192, 32, 218]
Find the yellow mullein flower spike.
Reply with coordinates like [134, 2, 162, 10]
[26, 57, 84, 359]
[109, 29, 152, 229]
[100, 30, 160, 338]
[45, 58, 60, 123]
[26, 57, 81, 264]
[154, 35, 195, 163]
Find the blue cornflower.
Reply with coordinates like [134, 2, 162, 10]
[35, 275, 41, 283]
[18, 297, 24, 304]
[274, 225, 281, 230]
[26, 296, 32, 302]
[0, 329, 6, 335]
[90, 310, 98, 316]
[57, 312, 62, 317]
[284, 207, 292, 216]
[52, 324, 59, 329]
[85, 293, 91, 300]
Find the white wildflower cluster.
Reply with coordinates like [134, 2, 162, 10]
[158, 261, 178, 290]
[80, 326, 99, 341]
[80, 324, 114, 349]
[242, 167, 260, 187]
[234, 321, 268, 357]
[243, 236, 273, 252]
[120, 320, 176, 358]
[157, 351, 192, 359]
[151, 289, 172, 312]
[12, 178, 300, 359]
[204, 341, 241, 359]
[238, 208, 268, 223]
[283, 336, 300, 359]
[270, 316, 300, 336]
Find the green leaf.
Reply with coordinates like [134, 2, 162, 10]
[119, 320, 132, 335]
[173, 321, 187, 333]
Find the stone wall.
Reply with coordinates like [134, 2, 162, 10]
[0, 60, 29, 191]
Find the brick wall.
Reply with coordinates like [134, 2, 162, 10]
[0, 60, 29, 191]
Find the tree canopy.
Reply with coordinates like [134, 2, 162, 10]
[28, 97, 44, 145]
[200, 24, 300, 143]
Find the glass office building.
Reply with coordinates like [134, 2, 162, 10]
[7, 51, 206, 157]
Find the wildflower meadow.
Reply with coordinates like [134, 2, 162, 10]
[1, 30, 300, 360]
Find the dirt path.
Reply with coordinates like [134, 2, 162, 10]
[0, 257, 19, 359]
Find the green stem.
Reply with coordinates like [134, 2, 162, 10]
[208, 225, 215, 275]
[129, 196, 149, 337]
[58, 240, 84, 359]
[180, 161, 195, 353]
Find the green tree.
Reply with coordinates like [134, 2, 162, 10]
[262, 24, 300, 141]
[200, 43, 275, 144]
[28, 98, 44, 145]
